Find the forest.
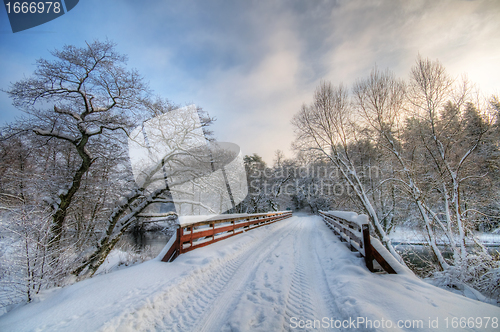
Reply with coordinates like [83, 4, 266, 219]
[1, 40, 499, 309]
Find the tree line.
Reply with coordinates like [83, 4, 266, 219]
[237, 57, 500, 300]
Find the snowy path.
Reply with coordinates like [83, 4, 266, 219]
[101, 215, 341, 331]
[1, 214, 499, 331]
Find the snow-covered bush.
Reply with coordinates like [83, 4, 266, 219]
[94, 243, 156, 275]
[431, 252, 500, 303]
[0, 205, 77, 311]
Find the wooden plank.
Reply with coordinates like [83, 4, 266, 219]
[160, 240, 178, 262]
[320, 212, 362, 231]
[182, 231, 244, 252]
[362, 224, 374, 272]
[180, 215, 282, 243]
[181, 224, 235, 241]
[351, 241, 362, 253]
[161, 247, 174, 262]
[161, 227, 181, 261]
[340, 227, 362, 244]
[184, 214, 287, 250]
[320, 211, 396, 274]
[185, 211, 292, 227]
[369, 244, 397, 274]
[165, 211, 292, 259]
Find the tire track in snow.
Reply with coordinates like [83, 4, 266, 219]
[195, 215, 331, 332]
[282, 216, 344, 332]
[282, 218, 319, 331]
[191, 218, 301, 332]
[198, 215, 337, 332]
[310, 215, 355, 331]
[160, 254, 242, 332]
[100, 215, 346, 332]
[100, 217, 295, 332]
[283, 262, 317, 331]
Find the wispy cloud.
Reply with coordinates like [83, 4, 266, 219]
[1, 0, 499, 163]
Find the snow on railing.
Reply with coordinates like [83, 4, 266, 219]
[319, 210, 400, 274]
[161, 211, 293, 262]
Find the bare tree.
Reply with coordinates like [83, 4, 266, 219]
[292, 81, 404, 263]
[406, 57, 494, 272]
[352, 66, 453, 269]
[73, 106, 227, 277]
[6, 40, 149, 246]
[353, 58, 499, 280]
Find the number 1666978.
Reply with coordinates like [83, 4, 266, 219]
[5, 2, 62, 14]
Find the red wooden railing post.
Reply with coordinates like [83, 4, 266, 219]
[320, 211, 398, 274]
[161, 225, 182, 262]
[189, 227, 193, 248]
[162, 211, 292, 262]
[176, 226, 182, 255]
[362, 223, 374, 272]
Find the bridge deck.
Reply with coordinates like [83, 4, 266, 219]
[1, 214, 499, 331]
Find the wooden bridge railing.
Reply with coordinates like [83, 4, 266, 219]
[161, 211, 293, 262]
[319, 211, 397, 274]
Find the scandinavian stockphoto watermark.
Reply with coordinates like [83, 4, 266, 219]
[3, 0, 79, 32]
[248, 164, 382, 197]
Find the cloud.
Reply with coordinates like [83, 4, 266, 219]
[141, 0, 500, 163]
[1, 0, 499, 164]
[321, 0, 500, 90]
[172, 4, 318, 162]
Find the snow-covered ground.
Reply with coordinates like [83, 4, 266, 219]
[0, 214, 499, 331]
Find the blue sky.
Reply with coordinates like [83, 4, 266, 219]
[1, 0, 500, 163]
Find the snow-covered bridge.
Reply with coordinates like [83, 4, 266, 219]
[1, 214, 499, 331]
